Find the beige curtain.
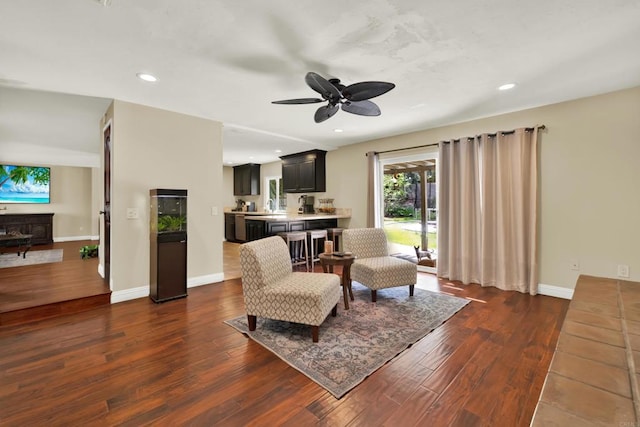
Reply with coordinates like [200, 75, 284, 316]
[437, 139, 482, 285]
[438, 127, 540, 294]
[366, 151, 378, 227]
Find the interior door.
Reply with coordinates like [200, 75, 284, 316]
[102, 122, 111, 285]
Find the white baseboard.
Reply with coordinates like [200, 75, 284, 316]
[538, 283, 574, 300]
[188, 273, 224, 288]
[111, 286, 148, 304]
[110, 273, 225, 304]
[54, 235, 99, 242]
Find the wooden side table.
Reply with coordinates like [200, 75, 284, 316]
[319, 253, 355, 309]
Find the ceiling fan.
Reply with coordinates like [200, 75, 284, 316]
[272, 72, 395, 123]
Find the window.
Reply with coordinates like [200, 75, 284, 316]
[265, 176, 286, 212]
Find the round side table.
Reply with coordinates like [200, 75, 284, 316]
[319, 253, 355, 309]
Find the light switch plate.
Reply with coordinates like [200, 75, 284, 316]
[126, 208, 139, 219]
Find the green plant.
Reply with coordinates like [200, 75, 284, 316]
[80, 244, 99, 259]
[158, 215, 186, 232]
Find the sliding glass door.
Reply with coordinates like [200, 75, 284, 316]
[379, 151, 437, 272]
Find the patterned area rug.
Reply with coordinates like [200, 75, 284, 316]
[225, 283, 470, 398]
[0, 249, 63, 268]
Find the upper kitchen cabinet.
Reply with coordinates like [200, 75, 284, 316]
[280, 149, 326, 193]
[233, 163, 260, 196]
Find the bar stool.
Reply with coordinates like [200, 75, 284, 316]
[307, 229, 328, 271]
[326, 228, 344, 252]
[279, 231, 309, 272]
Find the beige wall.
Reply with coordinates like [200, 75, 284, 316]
[325, 86, 640, 288]
[105, 100, 223, 292]
[0, 165, 93, 240]
[222, 166, 236, 210]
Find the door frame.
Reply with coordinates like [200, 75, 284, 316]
[101, 119, 112, 289]
[377, 148, 438, 274]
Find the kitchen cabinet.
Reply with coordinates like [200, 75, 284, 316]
[0, 213, 54, 245]
[246, 220, 265, 241]
[280, 149, 326, 193]
[224, 213, 236, 241]
[288, 221, 306, 232]
[233, 163, 260, 196]
[266, 221, 287, 235]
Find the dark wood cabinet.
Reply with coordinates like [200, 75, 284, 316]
[246, 220, 265, 241]
[288, 221, 306, 232]
[305, 218, 337, 230]
[280, 150, 326, 193]
[243, 217, 339, 242]
[224, 213, 236, 241]
[0, 213, 54, 245]
[266, 221, 287, 235]
[150, 239, 187, 302]
[233, 163, 260, 196]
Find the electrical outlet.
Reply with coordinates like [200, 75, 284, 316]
[211, 206, 218, 216]
[618, 264, 630, 278]
[570, 259, 580, 271]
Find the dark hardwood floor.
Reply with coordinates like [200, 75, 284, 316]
[0, 242, 569, 426]
[0, 240, 111, 326]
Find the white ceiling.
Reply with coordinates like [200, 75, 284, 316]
[1, 0, 639, 167]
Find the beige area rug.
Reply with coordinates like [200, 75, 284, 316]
[0, 249, 63, 268]
[225, 282, 470, 398]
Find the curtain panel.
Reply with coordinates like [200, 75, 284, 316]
[437, 128, 540, 294]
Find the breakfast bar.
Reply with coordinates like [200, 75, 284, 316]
[224, 210, 350, 243]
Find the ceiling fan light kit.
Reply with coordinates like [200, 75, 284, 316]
[272, 72, 395, 123]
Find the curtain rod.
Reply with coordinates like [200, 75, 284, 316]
[368, 125, 546, 156]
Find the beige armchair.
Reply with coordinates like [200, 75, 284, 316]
[342, 228, 417, 302]
[239, 236, 341, 342]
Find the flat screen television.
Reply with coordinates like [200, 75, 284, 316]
[0, 165, 51, 204]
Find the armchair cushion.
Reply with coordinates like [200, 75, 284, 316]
[351, 256, 417, 291]
[343, 228, 417, 302]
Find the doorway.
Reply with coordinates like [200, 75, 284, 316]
[102, 121, 111, 286]
[380, 152, 437, 272]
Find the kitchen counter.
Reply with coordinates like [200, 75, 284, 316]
[244, 213, 349, 221]
[224, 210, 350, 221]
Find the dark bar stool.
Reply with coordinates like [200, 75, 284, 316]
[278, 231, 309, 271]
[307, 229, 328, 271]
[326, 228, 344, 252]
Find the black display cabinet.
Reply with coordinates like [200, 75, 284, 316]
[150, 189, 187, 303]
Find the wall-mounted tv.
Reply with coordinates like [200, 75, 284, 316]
[0, 165, 51, 204]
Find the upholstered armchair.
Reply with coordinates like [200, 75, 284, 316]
[239, 236, 341, 342]
[342, 228, 417, 302]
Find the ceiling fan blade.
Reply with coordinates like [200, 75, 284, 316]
[272, 98, 323, 104]
[305, 72, 341, 103]
[314, 104, 339, 123]
[342, 81, 395, 102]
[341, 100, 381, 116]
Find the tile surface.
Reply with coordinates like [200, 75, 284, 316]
[532, 275, 640, 425]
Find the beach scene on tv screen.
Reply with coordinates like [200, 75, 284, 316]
[0, 165, 50, 204]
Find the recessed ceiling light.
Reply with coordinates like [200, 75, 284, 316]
[333, 129, 344, 133]
[136, 73, 158, 82]
[275, 149, 282, 153]
[498, 83, 516, 91]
